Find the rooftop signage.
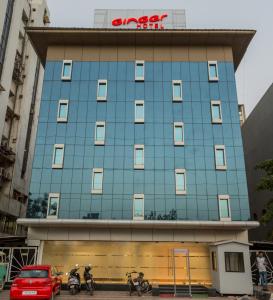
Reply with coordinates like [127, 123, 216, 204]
[112, 13, 168, 29]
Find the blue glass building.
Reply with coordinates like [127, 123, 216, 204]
[19, 26, 258, 293]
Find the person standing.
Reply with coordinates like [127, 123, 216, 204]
[256, 252, 268, 288]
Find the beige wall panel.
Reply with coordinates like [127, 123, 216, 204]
[173, 229, 196, 241]
[82, 46, 100, 61]
[223, 46, 234, 61]
[68, 228, 90, 240]
[189, 47, 207, 61]
[118, 47, 135, 61]
[131, 229, 153, 241]
[110, 229, 132, 241]
[100, 47, 118, 61]
[28, 227, 48, 240]
[152, 229, 174, 241]
[47, 46, 65, 60]
[89, 228, 111, 240]
[171, 47, 189, 61]
[154, 47, 172, 61]
[214, 230, 236, 242]
[135, 47, 154, 61]
[235, 230, 249, 243]
[64, 46, 83, 60]
[195, 230, 216, 242]
[206, 46, 225, 61]
[47, 228, 69, 240]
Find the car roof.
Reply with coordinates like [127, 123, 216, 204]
[21, 265, 51, 270]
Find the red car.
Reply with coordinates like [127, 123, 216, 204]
[10, 265, 62, 300]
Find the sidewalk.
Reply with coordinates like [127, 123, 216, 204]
[0, 290, 227, 300]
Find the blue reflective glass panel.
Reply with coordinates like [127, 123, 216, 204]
[59, 103, 68, 119]
[209, 64, 217, 79]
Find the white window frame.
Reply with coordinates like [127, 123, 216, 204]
[134, 144, 144, 169]
[135, 60, 145, 81]
[57, 99, 69, 122]
[52, 144, 64, 169]
[218, 195, 231, 221]
[91, 168, 104, 194]
[214, 145, 227, 170]
[211, 100, 222, 124]
[135, 100, 144, 123]
[94, 121, 106, 145]
[174, 122, 184, 146]
[47, 193, 60, 219]
[175, 169, 186, 195]
[172, 80, 183, 102]
[61, 60, 72, 81]
[133, 194, 144, 220]
[97, 79, 108, 101]
[208, 61, 219, 81]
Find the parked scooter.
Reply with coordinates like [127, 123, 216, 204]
[126, 271, 152, 296]
[67, 265, 81, 295]
[83, 265, 95, 295]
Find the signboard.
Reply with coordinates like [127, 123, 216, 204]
[94, 9, 186, 30]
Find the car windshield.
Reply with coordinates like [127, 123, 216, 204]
[19, 270, 48, 278]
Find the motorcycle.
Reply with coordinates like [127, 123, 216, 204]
[67, 265, 81, 295]
[83, 265, 95, 295]
[126, 271, 152, 297]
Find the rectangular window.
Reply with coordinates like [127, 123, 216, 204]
[211, 100, 222, 124]
[135, 100, 144, 123]
[174, 122, 184, 146]
[225, 252, 245, 272]
[134, 145, 144, 169]
[133, 194, 144, 220]
[95, 121, 105, 145]
[175, 169, 186, 195]
[211, 251, 217, 271]
[52, 144, 64, 169]
[135, 60, 144, 81]
[97, 80, 107, 101]
[57, 99, 69, 122]
[215, 145, 227, 170]
[47, 193, 60, 219]
[61, 60, 72, 81]
[219, 195, 231, 221]
[92, 168, 103, 194]
[208, 61, 219, 81]
[172, 80, 182, 102]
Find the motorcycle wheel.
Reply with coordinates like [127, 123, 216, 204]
[70, 288, 77, 295]
[137, 286, 142, 297]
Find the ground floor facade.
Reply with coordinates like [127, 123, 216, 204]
[17, 219, 258, 295]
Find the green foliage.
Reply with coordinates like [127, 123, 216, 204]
[256, 160, 273, 240]
[256, 159, 273, 191]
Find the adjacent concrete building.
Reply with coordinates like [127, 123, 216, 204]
[242, 83, 273, 241]
[0, 0, 49, 237]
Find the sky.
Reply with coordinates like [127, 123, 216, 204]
[47, 0, 273, 116]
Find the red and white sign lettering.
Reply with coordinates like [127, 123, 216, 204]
[112, 14, 168, 29]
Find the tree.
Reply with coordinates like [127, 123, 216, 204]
[256, 159, 273, 239]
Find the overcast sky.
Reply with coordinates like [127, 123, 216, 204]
[47, 0, 273, 116]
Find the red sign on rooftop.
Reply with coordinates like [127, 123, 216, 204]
[112, 14, 168, 30]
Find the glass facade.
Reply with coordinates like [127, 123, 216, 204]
[27, 60, 250, 222]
